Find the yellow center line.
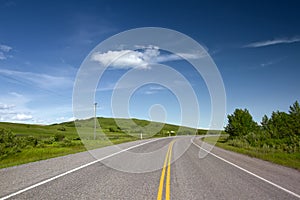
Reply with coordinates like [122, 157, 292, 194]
[157, 140, 176, 200]
[165, 141, 174, 200]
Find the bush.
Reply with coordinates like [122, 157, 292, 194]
[57, 126, 66, 131]
[108, 127, 119, 132]
[60, 138, 74, 147]
[0, 128, 21, 157]
[42, 137, 55, 144]
[54, 133, 65, 141]
[24, 136, 38, 147]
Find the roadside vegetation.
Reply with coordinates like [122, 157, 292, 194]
[205, 101, 300, 170]
[0, 117, 206, 169]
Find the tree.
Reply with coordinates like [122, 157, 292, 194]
[225, 109, 258, 138]
[261, 115, 269, 129]
[289, 101, 300, 117]
[268, 111, 293, 138]
[289, 101, 300, 135]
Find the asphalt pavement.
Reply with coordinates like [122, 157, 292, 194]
[0, 136, 299, 200]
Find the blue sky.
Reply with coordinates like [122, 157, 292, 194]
[0, 0, 299, 128]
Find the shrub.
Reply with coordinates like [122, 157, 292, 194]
[109, 127, 118, 132]
[57, 126, 66, 131]
[24, 136, 38, 147]
[60, 138, 74, 147]
[54, 133, 65, 141]
[0, 128, 21, 157]
[42, 137, 55, 144]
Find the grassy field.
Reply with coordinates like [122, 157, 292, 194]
[0, 117, 202, 169]
[202, 136, 300, 170]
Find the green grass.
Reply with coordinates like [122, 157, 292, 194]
[0, 117, 207, 169]
[202, 136, 300, 170]
[0, 145, 86, 169]
[0, 137, 140, 169]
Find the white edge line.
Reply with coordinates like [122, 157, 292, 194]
[0, 137, 166, 200]
[191, 138, 300, 199]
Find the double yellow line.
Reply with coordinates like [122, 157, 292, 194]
[157, 140, 176, 200]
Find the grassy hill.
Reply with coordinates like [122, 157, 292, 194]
[0, 117, 204, 168]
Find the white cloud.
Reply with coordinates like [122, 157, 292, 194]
[0, 44, 12, 60]
[0, 103, 15, 109]
[92, 50, 149, 69]
[244, 36, 300, 48]
[0, 44, 12, 52]
[11, 113, 33, 121]
[91, 45, 203, 69]
[0, 92, 74, 124]
[0, 93, 34, 123]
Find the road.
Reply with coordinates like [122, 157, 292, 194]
[0, 136, 300, 199]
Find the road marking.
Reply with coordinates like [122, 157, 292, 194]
[157, 141, 172, 200]
[0, 138, 169, 200]
[166, 140, 174, 200]
[191, 138, 300, 199]
[157, 140, 175, 200]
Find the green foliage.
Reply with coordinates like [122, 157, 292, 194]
[289, 101, 300, 135]
[225, 109, 258, 138]
[57, 126, 66, 131]
[197, 129, 207, 135]
[42, 137, 55, 144]
[108, 126, 120, 132]
[59, 138, 74, 147]
[54, 132, 65, 141]
[225, 101, 300, 153]
[24, 136, 38, 147]
[267, 111, 294, 138]
[0, 128, 21, 158]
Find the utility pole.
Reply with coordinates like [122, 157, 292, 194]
[94, 102, 97, 140]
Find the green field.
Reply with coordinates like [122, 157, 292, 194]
[0, 117, 203, 169]
[1, 118, 299, 170]
[202, 136, 300, 170]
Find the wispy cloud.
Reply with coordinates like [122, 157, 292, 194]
[260, 61, 275, 67]
[0, 44, 12, 60]
[244, 36, 300, 48]
[142, 86, 166, 95]
[0, 69, 73, 89]
[91, 45, 203, 69]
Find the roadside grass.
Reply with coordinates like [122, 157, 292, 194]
[202, 136, 300, 170]
[0, 118, 206, 169]
[0, 136, 139, 169]
[0, 145, 86, 169]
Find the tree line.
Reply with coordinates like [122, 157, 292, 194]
[225, 101, 300, 153]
